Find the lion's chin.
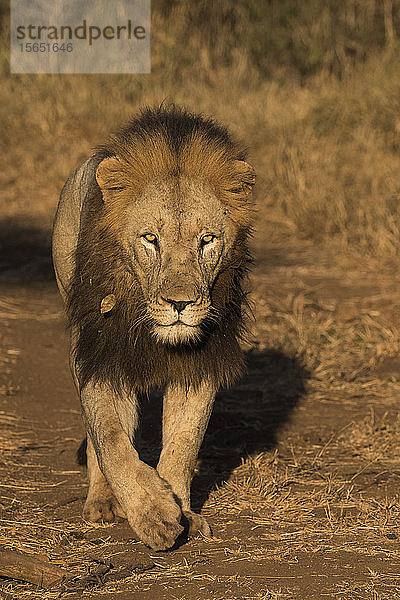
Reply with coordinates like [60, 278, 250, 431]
[152, 323, 202, 345]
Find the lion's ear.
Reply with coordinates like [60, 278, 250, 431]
[232, 160, 256, 196]
[95, 157, 125, 191]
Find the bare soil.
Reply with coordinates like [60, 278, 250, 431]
[1, 221, 400, 600]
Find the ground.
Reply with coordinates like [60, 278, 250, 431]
[1, 222, 400, 600]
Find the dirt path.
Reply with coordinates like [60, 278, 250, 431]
[1, 230, 400, 599]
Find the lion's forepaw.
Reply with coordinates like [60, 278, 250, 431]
[126, 469, 184, 551]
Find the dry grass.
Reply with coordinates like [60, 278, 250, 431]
[2, 4, 400, 256]
[4, 59, 400, 255]
[251, 271, 400, 383]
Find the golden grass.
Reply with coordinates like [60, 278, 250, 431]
[2, 4, 400, 255]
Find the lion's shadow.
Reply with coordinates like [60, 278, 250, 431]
[0, 218, 53, 283]
[138, 348, 308, 511]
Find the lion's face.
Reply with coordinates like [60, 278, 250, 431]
[96, 153, 254, 346]
[120, 176, 239, 345]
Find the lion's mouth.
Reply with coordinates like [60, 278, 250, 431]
[152, 321, 202, 345]
[159, 320, 199, 327]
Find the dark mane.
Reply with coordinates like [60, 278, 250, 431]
[99, 104, 247, 162]
[67, 105, 254, 394]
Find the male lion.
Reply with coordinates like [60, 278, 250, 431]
[52, 106, 256, 550]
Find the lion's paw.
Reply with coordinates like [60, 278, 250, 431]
[83, 494, 125, 524]
[183, 510, 212, 538]
[126, 469, 184, 550]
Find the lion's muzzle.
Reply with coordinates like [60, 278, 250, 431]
[149, 293, 211, 344]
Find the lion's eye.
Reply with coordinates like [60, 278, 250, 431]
[142, 233, 157, 244]
[201, 234, 215, 246]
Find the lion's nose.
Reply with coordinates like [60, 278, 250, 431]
[165, 299, 192, 313]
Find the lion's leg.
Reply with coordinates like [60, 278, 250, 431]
[83, 436, 126, 523]
[80, 381, 183, 550]
[67, 331, 121, 523]
[67, 327, 124, 524]
[157, 381, 216, 538]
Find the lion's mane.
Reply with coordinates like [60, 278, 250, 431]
[67, 106, 254, 394]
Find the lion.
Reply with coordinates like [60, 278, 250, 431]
[52, 105, 256, 550]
